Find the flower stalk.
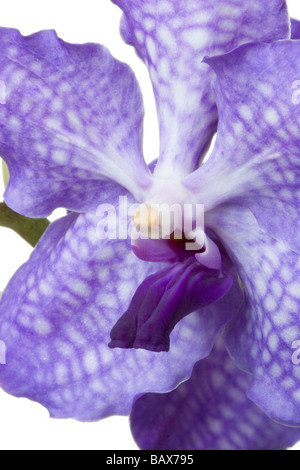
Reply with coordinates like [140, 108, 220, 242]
[0, 201, 49, 247]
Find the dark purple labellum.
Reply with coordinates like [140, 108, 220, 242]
[109, 258, 233, 352]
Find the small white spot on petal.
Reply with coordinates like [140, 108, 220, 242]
[239, 105, 253, 121]
[84, 350, 99, 374]
[264, 107, 280, 126]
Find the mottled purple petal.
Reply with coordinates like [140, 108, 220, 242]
[0, 195, 240, 421]
[0, 28, 151, 217]
[109, 258, 233, 352]
[207, 205, 300, 427]
[291, 19, 300, 39]
[130, 339, 300, 450]
[184, 40, 300, 254]
[112, 0, 289, 176]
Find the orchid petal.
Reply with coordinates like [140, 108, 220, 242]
[0, 190, 240, 421]
[112, 0, 289, 177]
[207, 205, 300, 427]
[0, 28, 151, 217]
[185, 40, 300, 254]
[130, 338, 300, 450]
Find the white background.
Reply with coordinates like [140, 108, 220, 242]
[0, 0, 299, 451]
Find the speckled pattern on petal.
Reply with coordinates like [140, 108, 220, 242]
[0, 28, 151, 217]
[184, 41, 300, 254]
[112, 0, 289, 176]
[130, 338, 300, 450]
[207, 206, 300, 427]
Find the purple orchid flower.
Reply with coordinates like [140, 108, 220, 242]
[0, 0, 299, 451]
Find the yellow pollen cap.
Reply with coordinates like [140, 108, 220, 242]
[133, 205, 160, 231]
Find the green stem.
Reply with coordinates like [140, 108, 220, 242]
[0, 202, 50, 247]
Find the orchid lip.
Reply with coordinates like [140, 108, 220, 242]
[109, 257, 233, 353]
